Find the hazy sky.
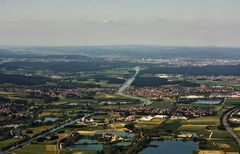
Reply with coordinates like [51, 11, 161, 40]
[1, 0, 240, 46]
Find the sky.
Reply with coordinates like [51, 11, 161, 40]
[0, 0, 240, 47]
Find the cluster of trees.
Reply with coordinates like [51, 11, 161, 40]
[132, 77, 168, 87]
[0, 96, 10, 102]
[36, 135, 59, 142]
[132, 76, 199, 87]
[0, 74, 49, 85]
[55, 81, 99, 88]
[95, 76, 124, 84]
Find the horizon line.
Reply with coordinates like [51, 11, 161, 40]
[1, 44, 240, 49]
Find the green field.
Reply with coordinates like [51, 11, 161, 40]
[186, 116, 220, 126]
[178, 124, 207, 131]
[225, 98, 240, 106]
[211, 130, 232, 140]
[0, 138, 23, 150]
[12, 144, 56, 154]
[136, 118, 166, 129]
[159, 119, 182, 131]
[177, 116, 223, 140]
[22, 125, 55, 137]
[61, 150, 97, 154]
[149, 99, 174, 109]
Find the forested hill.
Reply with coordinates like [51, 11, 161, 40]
[0, 74, 50, 85]
[143, 65, 240, 76]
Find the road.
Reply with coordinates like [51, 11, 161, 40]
[208, 131, 213, 140]
[222, 107, 240, 148]
[116, 66, 154, 106]
[1, 113, 96, 154]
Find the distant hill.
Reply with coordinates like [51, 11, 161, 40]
[1, 46, 240, 59]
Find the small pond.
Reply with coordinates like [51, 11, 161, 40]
[192, 99, 221, 105]
[43, 117, 59, 123]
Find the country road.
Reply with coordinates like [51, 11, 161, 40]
[116, 66, 154, 106]
[222, 107, 240, 148]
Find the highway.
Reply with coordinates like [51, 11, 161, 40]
[116, 66, 154, 106]
[1, 113, 96, 154]
[222, 107, 240, 148]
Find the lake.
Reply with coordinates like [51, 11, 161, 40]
[116, 141, 132, 146]
[193, 99, 221, 105]
[76, 139, 99, 144]
[68, 144, 103, 151]
[139, 140, 199, 154]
